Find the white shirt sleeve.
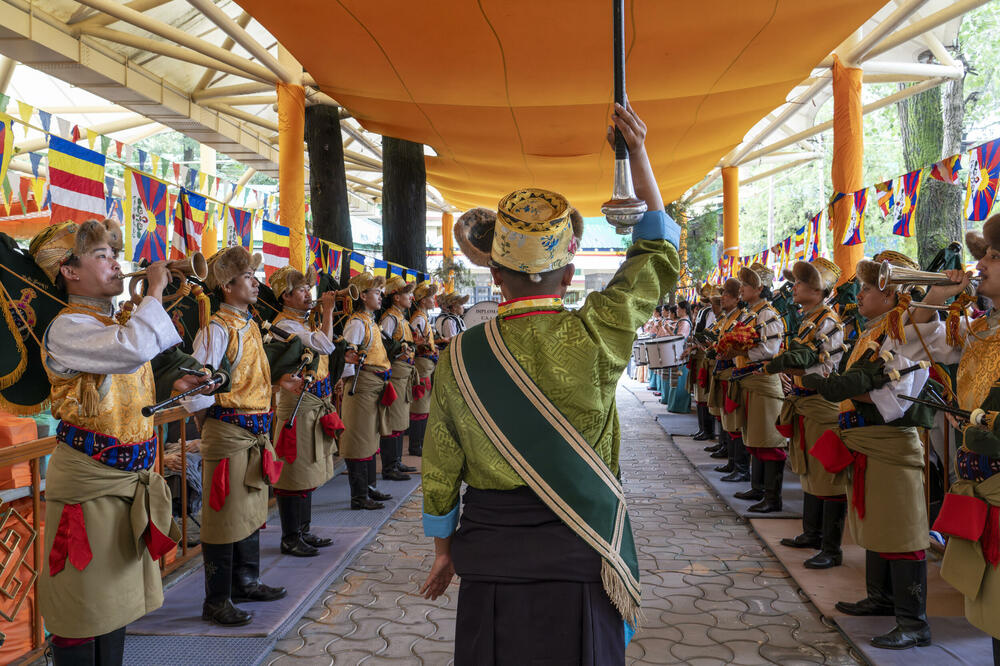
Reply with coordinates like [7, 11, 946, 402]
[443, 317, 459, 338]
[868, 335, 930, 423]
[44, 296, 182, 377]
[180, 321, 229, 413]
[747, 311, 783, 362]
[675, 319, 691, 338]
[380, 316, 396, 337]
[273, 318, 335, 354]
[411, 314, 428, 336]
[341, 318, 366, 379]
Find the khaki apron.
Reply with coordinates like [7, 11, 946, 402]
[274, 389, 339, 490]
[717, 368, 744, 434]
[411, 355, 436, 415]
[738, 373, 785, 448]
[782, 394, 848, 496]
[339, 369, 392, 459]
[386, 359, 417, 433]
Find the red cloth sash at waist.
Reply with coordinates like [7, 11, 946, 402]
[747, 446, 787, 461]
[933, 493, 1000, 567]
[810, 429, 866, 518]
[697, 367, 708, 388]
[722, 381, 739, 414]
[412, 376, 432, 401]
[381, 381, 398, 406]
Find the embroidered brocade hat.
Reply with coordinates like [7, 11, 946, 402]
[413, 280, 438, 302]
[737, 262, 773, 290]
[856, 250, 920, 290]
[454, 188, 584, 274]
[29, 219, 124, 283]
[205, 246, 262, 290]
[966, 213, 1000, 260]
[385, 275, 415, 296]
[792, 257, 841, 292]
[269, 265, 317, 298]
[349, 271, 385, 293]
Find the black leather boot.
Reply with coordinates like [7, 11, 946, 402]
[993, 637, 1000, 665]
[721, 436, 750, 482]
[232, 530, 287, 602]
[300, 493, 333, 548]
[780, 492, 823, 549]
[51, 638, 95, 665]
[804, 499, 846, 569]
[690, 403, 708, 439]
[714, 432, 735, 471]
[408, 418, 426, 455]
[202, 542, 252, 626]
[748, 459, 784, 513]
[350, 459, 384, 509]
[278, 495, 318, 557]
[736, 456, 765, 500]
[704, 410, 716, 441]
[871, 558, 931, 649]
[366, 458, 392, 501]
[94, 627, 126, 666]
[836, 550, 894, 616]
[396, 434, 417, 472]
[381, 437, 410, 480]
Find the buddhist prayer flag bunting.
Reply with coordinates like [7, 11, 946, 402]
[170, 188, 206, 260]
[349, 251, 367, 277]
[388, 262, 404, 278]
[372, 258, 388, 278]
[123, 168, 169, 263]
[965, 139, 1000, 221]
[106, 196, 123, 223]
[262, 219, 290, 279]
[842, 189, 867, 246]
[892, 169, 922, 237]
[47, 135, 106, 224]
[0, 115, 12, 192]
[224, 205, 254, 250]
[808, 212, 821, 261]
[928, 154, 962, 185]
[874, 179, 894, 217]
[793, 226, 806, 258]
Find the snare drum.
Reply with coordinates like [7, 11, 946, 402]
[648, 336, 685, 369]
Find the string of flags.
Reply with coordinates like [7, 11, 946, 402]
[709, 136, 1000, 283]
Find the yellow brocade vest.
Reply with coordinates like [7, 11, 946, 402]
[411, 309, 435, 350]
[381, 306, 414, 361]
[957, 317, 1000, 413]
[348, 312, 390, 371]
[213, 307, 273, 412]
[44, 306, 155, 443]
[273, 309, 330, 381]
[839, 316, 889, 414]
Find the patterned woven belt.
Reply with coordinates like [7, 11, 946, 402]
[207, 406, 273, 435]
[308, 376, 332, 398]
[837, 410, 869, 430]
[956, 448, 1000, 482]
[57, 421, 156, 471]
[791, 387, 818, 396]
[419, 353, 439, 363]
[363, 366, 392, 381]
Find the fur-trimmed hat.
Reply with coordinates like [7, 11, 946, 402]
[722, 277, 741, 299]
[385, 275, 415, 296]
[205, 246, 262, 290]
[791, 258, 841, 292]
[350, 271, 385, 293]
[269, 265, 317, 299]
[966, 214, 1000, 260]
[454, 208, 495, 268]
[413, 280, 438, 302]
[737, 261, 773, 290]
[438, 292, 470, 309]
[29, 219, 123, 283]
[856, 250, 919, 290]
[699, 282, 716, 300]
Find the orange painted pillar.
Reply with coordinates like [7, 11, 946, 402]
[830, 55, 865, 282]
[277, 82, 306, 271]
[722, 166, 739, 258]
[441, 211, 454, 293]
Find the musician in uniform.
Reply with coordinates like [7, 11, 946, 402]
[802, 251, 935, 650]
[184, 246, 299, 626]
[688, 284, 718, 442]
[32, 220, 203, 663]
[408, 281, 440, 456]
[419, 103, 679, 663]
[268, 266, 344, 558]
[728, 262, 786, 512]
[340, 272, 395, 510]
[379, 276, 419, 480]
[435, 291, 469, 343]
[768, 259, 847, 565]
[711, 278, 749, 481]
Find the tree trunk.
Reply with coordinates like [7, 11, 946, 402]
[305, 104, 353, 283]
[897, 57, 964, 267]
[382, 136, 427, 273]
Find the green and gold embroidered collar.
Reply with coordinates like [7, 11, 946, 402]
[497, 295, 564, 319]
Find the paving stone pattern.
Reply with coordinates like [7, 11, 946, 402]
[266, 381, 861, 665]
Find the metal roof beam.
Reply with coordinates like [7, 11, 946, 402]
[194, 10, 253, 92]
[688, 158, 819, 205]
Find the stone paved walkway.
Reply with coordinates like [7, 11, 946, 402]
[266, 381, 862, 665]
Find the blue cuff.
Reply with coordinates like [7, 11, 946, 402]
[624, 620, 636, 646]
[631, 209, 680, 249]
[423, 504, 460, 538]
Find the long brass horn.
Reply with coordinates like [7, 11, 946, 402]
[126, 252, 209, 303]
[877, 260, 970, 292]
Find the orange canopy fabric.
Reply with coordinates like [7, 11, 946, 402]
[237, 0, 885, 215]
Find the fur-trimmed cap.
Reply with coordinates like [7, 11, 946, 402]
[722, 277, 741, 299]
[349, 271, 385, 293]
[29, 219, 123, 283]
[413, 280, 438, 302]
[438, 292, 470, 308]
[385, 275, 415, 296]
[856, 250, 919, 290]
[737, 261, 773, 290]
[269, 264, 317, 298]
[966, 213, 1000, 260]
[206, 246, 262, 290]
[791, 258, 841, 292]
[699, 282, 717, 300]
[454, 208, 496, 268]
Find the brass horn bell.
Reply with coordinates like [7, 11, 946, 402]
[877, 260, 975, 295]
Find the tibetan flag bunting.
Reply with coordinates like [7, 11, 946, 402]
[262, 219, 290, 279]
[123, 169, 169, 263]
[106, 197, 123, 223]
[169, 188, 206, 260]
[929, 154, 962, 185]
[965, 139, 1000, 222]
[307, 234, 325, 274]
[48, 135, 106, 224]
[328, 245, 343, 278]
[808, 212, 821, 261]
[349, 251, 367, 277]
[842, 188, 867, 246]
[224, 205, 254, 250]
[892, 169, 923, 236]
[874, 179, 894, 217]
[372, 258, 388, 278]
